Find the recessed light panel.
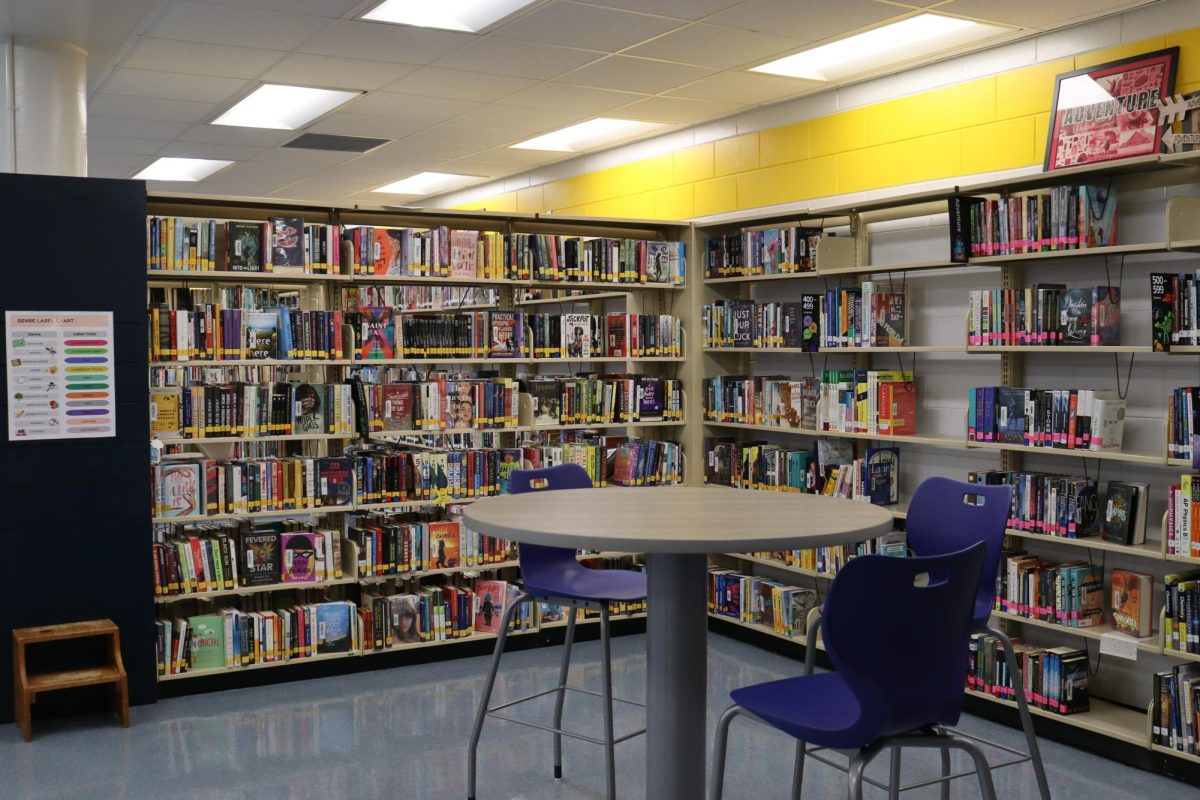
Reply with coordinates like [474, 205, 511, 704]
[511, 118, 662, 152]
[133, 157, 234, 182]
[752, 14, 1010, 82]
[212, 84, 363, 130]
[374, 172, 482, 195]
[361, 0, 537, 33]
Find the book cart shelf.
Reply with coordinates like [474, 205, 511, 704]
[146, 196, 701, 685]
[694, 150, 1200, 776]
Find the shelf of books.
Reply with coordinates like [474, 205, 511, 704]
[693, 154, 1200, 771]
[146, 198, 692, 686]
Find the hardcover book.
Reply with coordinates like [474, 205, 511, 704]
[876, 292, 907, 348]
[996, 387, 1027, 445]
[270, 216, 305, 268]
[561, 313, 591, 358]
[1059, 289, 1092, 346]
[1151, 273, 1174, 351]
[359, 307, 395, 360]
[188, 614, 225, 670]
[864, 447, 899, 505]
[474, 579, 508, 634]
[150, 387, 183, 438]
[388, 595, 422, 644]
[527, 379, 561, 425]
[316, 602, 353, 654]
[638, 376, 664, 418]
[317, 457, 354, 507]
[244, 311, 279, 359]
[294, 383, 324, 433]
[1081, 186, 1118, 249]
[490, 311, 522, 358]
[646, 241, 670, 283]
[226, 222, 263, 271]
[450, 229, 479, 278]
[732, 301, 753, 347]
[160, 463, 203, 517]
[1110, 569, 1153, 637]
[800, 295, 819, 352]
[948, 194, 973, 263]
[1090, 286, 1120, 345]
[241, 530, 281, 586]
[373, 228, 400, 275]
[281, 532, 317, 583]
[428, 521, 460, 569]
[1102, 481, 1147, 544]
[381, 383, 415, 431]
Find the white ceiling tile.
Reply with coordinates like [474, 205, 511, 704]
[490, 1, 683, 52]
[90, 153, 159, 178]
[149, 1, 330, 50]
[185, 0, 364, 17]
[382, 67, 537, 103]
[88, 94, 215, 124]
[266, 180, 356, 202]
[614, 95, 742, 124]
[89, 163, 143, 179]
[88, 116, 192, 141]
[576, 0, 748, 20]
[245, 146, 363, 169]
[258, 53, 418, 91]
[662, 71, 820, 104]
[553, 55, 716, 94]
[449, 104, 585, 134]
[625, 23, 802, 69]
[303, 112, 429, 139]
[175, 124, 294, 147]
[449, 145, 558, 168]
[353, 139, 485, 165]
[498, 83, 645, 114]
[86, 136, 168, 156]
[407, 124, 521, 148]
[1033, 15, 1123, 61]
[121, 37, 286, 79]
[344, 92, 482, 122]
[97, 68, 249, 104]
[297, 20, 473, 64]
[708, 0, 907, 42]
[433, 37, 601, 80]
[435, 157, 523, 177]
[157, 141, 269, 161]
[942, 0, 1147, 29]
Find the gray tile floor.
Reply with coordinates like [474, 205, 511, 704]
[0, 633, 1191, 799]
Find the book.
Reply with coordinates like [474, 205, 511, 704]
[159, 462, 203, 517]
[244, 311, 279, 359]
[388, 595, 422, 644]
[489, 311, 522, 358]
[428, 521, 460, 569]
[948, 194, 972, 263]
[562, 313, 591, 358]
[270, 216, 305, 268]
[226, 222, 263, 271]
[1059, 288, 1091, 346]
[188, 614, 225, 670]
[1091, 286, 1120, 345]
[450, 230, 479, 278]
[646, 241, 670, 283]
[281, 532, 317, 583]
[1111, 569, 1153, 637]
[241, 530, 281, 586]
[294, 383, 325, 433]
[863, 447, 899, 505]
[381, 383, 415, 430]
[474, 579, 508, 634]
[1102, 481, 1148, 545]
[316, 602, 353, 654]
[995, 387, 1027, 444]
[1152, 273, 1174, 351]
[1081, 186, 1118, 249]
[317, 457, 354, 506]
[150, 387, 183, 438]
[358, 307, 395, 360]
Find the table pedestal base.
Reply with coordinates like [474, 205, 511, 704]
[646, 552, 709, 800]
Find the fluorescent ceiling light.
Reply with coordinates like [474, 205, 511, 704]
[212, 84, 362, 130]
[362, 0, 537, 32]
[133, 157, 233, 182]
[511, 118, 661, 152]
[374, 172, 482, 195]
[752, 13, 1009, 82]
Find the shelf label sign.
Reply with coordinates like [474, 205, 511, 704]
[1098, 631, 1139, 661]
[5, 311, 116, 441]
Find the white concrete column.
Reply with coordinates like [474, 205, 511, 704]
[0, 37, 87, 176]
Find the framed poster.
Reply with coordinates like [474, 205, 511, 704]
[5, 311, 116, 440]
[1044, 47, 1178, 171]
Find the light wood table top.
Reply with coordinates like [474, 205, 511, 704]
[463, 486, 896, 554]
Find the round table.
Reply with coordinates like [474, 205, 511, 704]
[463, 485, 895, 799]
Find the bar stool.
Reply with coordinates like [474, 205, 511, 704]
[466, 464, 647, 800]
[711, 543, 996, 800]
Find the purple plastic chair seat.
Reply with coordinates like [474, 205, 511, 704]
[731, 673, 868, 749]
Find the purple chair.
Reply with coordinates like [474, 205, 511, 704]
[711, 543, 995, 800]
[466, 464, 647, 800]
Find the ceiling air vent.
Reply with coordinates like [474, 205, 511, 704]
[282, 133, 391, 153]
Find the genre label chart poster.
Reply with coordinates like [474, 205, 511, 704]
[5, 311, 116, 441]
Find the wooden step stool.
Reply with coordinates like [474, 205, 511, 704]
[12, 619, 129, 742]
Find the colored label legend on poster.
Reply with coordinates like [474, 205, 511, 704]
[6, 311, 116, 441]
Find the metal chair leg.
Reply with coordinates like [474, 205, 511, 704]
[710, 705, 743, 800]
[847, 750, 868, 800]
[552, 611, 577, 780]
[888, 747, 902, 799]
[467, 593, 528, 800]
[599, 606, 616, 800]
[944, 734, 998, 800]
[803, 616, 822, 677]
[988, 625, 1051, 800]
[939, 747, 951, 800]
[791, 740, 806, 800]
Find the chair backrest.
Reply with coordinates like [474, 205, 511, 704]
[821, 542, 987, 739]
[508, 464, 594, 582]
[905, 477, 1013, 626]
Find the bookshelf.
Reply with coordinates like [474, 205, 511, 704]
[693, 149, 1200, 772]
[145, 197, 691, 684]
